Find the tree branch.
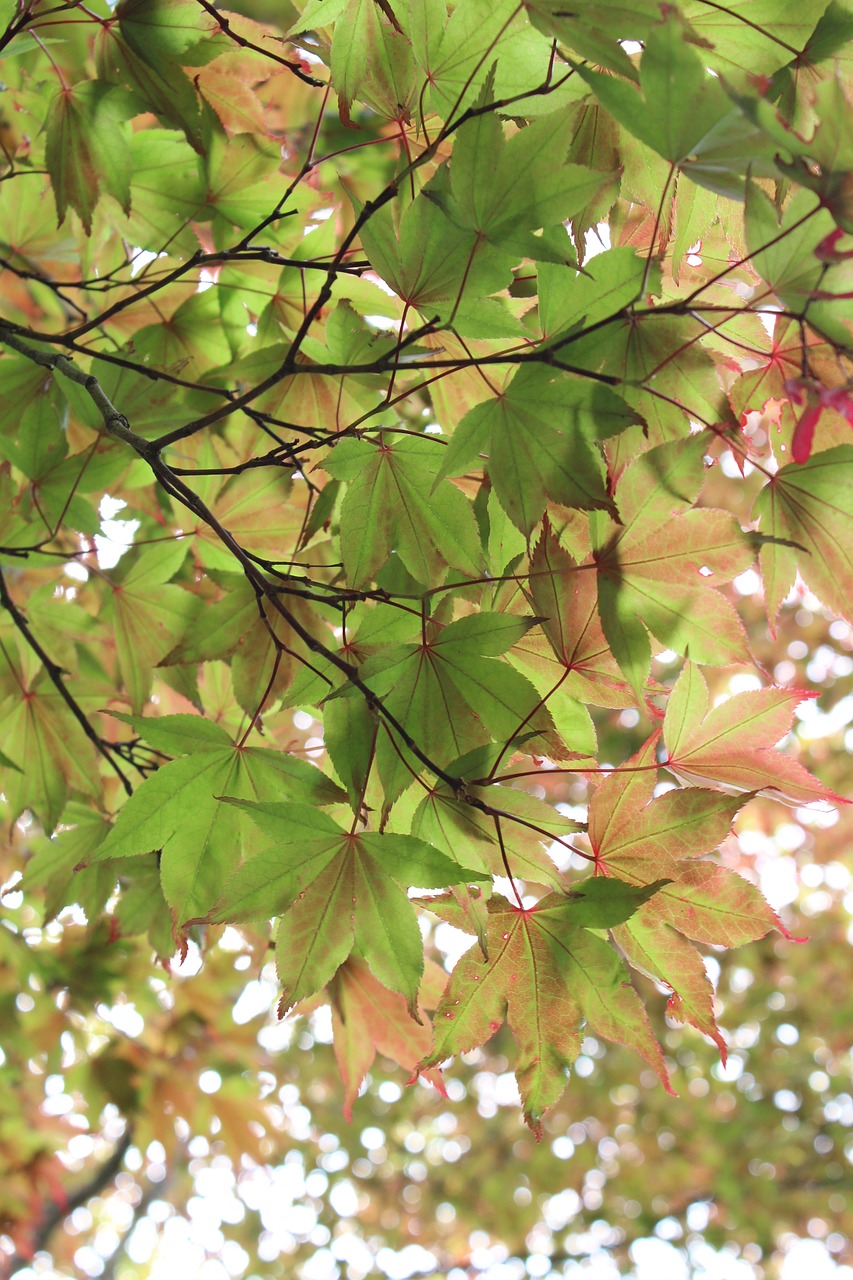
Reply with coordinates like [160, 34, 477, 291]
[0, 569, 134, 795]
[0, 326, 157, 458]
[1, 1128, 134, 1279]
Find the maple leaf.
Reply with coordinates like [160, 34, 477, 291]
[430, 102, 617, 263]
[95, 18, 206, 152]
[518, 519, 635, 709]
[0, 680, 101, 833]
[323, 434, 482, 588]
[411, 775, 582, 892]
[191, 465, 311, 571]
[745, 184, 852, 352]
[592, 439, 755, 697]
[683, 0, 826, 77]
[358, 192, 516, 335]
[100, 540, 196, 713]
[195, 62, 269, 138]
[81, 721, 346, 935]
[22, 802, 113, 925]
[2, 0, 852, 1174]
[44, 81, 134, 234]
[206, 801, 489, 1017]
[524, 0, 660, 76]
[360, 612, 565, 805]
[412, 0, 538, 120]
[752, 444, 853, 627]
[418, 881, 672, 1135]
[576, 12, 733, 169]
[538, 247, 646, 344]
[329, 957, 447, 1120]
[587, 733, 784, 1055]
[329, 0, 416, 125]
[560, 305, 733, 448]
[726, 316, 844, 455]
[116, 0, 220, 65]
[159, 571, 314, 716]
[436, 366, 635, 534]
[663, 663, 846, 807]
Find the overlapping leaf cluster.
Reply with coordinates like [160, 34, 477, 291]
[0, 0, 850, 1135]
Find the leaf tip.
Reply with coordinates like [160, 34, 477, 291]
[524, 1111, 545, 1142]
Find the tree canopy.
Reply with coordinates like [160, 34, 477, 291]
[0, 0, 852, 1275]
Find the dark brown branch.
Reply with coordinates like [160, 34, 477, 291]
[194, 0, 326, 86]
[0, 322, 235, 396]
[145, 454, 468, 790]
[0, 570, 134, 795]
[0, 326, 158, 456]
[0, 322, 471, 792]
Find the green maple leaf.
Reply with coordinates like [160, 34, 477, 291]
[116, 0, 220, 65]
[0, 672, 101, 832]
[411, 778, 581, 892]
[100, 540, 196, 713]
[413, 0, 536, 120]
[44, 81, 135, 234]
[524, 0, 661, 76]
[431, 103, 616, 263]
[572, 11, 777, 199]
[357, 192, 516, 335]
[518, 520, 634, 708]
[105, 711, 239, 756]
[22, 802, 111, 924]
[593, 439, 755, 697]
[323, 693, 377, 813]
[436, 366, 635, 534]
[201, 133, 310, 237]
[586, 312, 732, 444]
[799, 4, 853, 64]
[129, 289, 232, 383]
[0, 359, 69, 483]
[745, 185, 852, 349]
[682, 0, 832, 78]
[329, 0, 417, 124]
[575, 12, 733, 167]
[418, 883, 671, 1134]
[159, 571, 313, 716]
[756, 74, 853, 223]
[360, 612, 562, 804]
[95, 26, 205, 153]
[110, 861, 172, 954]
[2, 0, 851, 1154]
[753, 445, 853, 627]
[81, 732, 345, 931]
[193, 468, 311, 571]
[323, 434, 482, 588]
[206, 801, 488, 1017]
[538, 247, 646, 344]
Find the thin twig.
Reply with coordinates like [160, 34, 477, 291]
[0, 570, 134, 795]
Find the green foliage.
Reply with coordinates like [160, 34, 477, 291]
[0, 0, 852, 1272]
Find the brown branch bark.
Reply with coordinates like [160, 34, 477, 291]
[0, 569, 134, 795]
